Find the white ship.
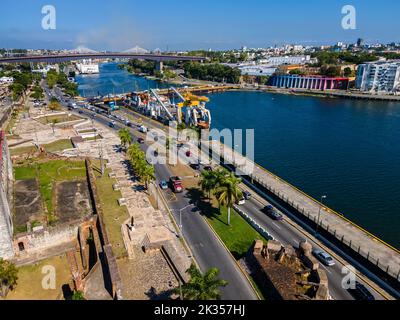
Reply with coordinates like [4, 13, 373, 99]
[76, 59, 99, 74]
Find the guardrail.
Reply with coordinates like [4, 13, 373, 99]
[248, 172, 400, 282]
[233, 204, 274, 241]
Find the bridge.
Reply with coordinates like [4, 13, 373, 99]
[0, 53, 205, 65]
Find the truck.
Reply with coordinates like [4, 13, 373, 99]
[169, 176, 184, 193]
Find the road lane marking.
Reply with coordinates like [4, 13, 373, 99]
[271, 222, 281, 230]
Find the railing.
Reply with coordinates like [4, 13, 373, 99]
[248, 172, 400, 282]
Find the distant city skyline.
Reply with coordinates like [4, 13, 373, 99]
[1, 0, 399, 51]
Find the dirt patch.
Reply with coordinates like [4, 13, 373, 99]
[55, 180, 92, 223]
[14, 179, 43, 227]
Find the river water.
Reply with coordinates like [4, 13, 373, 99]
[77, 62, 400, 248]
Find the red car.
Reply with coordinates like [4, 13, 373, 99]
[186, 150, 192, 157]
[169, 176, 184, 193]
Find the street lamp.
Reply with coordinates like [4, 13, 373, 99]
[315, 195, 327, 235]
[172, 204, 193, 237]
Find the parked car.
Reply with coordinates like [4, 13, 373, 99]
[191, 163, 200, 170]
[312, 249, 336, 266]
[243, 190, 252, 200]
[186, 150, 192, 157]
[263, 205, 283, 220]
[347, 282, 375, 301]
[137, 137, 145, 144]
[108, 121, 116, 128]
[204, 165, 213, 172]
[159, 180, 168, 190]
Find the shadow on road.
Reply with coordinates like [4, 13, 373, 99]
[184, 187, 228, 226]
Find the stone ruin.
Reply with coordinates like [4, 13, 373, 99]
[248, 239, 330, 300]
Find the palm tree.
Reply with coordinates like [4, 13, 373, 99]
[0, 258, 18, 298]
[141, 164, 155, 190]
[214, 172, 243, 225]
[174, 264, 228, 300]
[118, 128, 132, 149]
[198, 170, 216, 201]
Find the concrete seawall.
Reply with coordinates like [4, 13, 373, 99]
[207, 140, 400, 283]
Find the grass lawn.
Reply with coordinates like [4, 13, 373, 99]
[6, 254, 72, 300]
[10, 139, 73, 156]
[36, 114, 81, 125]
[207, 206, 268, 259]
[92, 164, 129, 258]
[44, 139, 73, 152]
[14, 159, 86, 220]
[186, 187, 267, 260]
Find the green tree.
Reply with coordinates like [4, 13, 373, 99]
[72, 290, 85, 300]
[0, 259, 18, 298]
[174, 264, 228, 300]
[118, 128, 132, 149]
[214, 172, 243, 225]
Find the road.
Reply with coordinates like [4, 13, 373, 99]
[44, 85, 259, 300]
[44, 84, 391, 300]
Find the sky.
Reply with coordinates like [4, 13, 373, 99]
[0, 0, 399, 51]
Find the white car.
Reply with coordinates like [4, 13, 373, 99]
[237, 198, 246, 205]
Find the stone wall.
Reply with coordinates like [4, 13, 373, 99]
[0, 130, 14, 259]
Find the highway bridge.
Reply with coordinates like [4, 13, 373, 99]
[0, 52, 205, 64]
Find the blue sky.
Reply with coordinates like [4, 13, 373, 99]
[0, 0, 399, 50]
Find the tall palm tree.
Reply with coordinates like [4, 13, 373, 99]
[174, 264, 228, 300]
[214, 172, 243, 226]
[118, 128, 132, 149]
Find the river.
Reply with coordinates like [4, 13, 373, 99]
[77, 62, 400, 248]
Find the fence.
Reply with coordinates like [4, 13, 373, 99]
[247, 170, 400, 282]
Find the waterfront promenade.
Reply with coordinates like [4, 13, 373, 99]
[208, 141, 400, 282]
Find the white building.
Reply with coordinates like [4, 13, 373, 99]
[76, 59, 99, 74]
[356, 60, 400, 94]
[267, 55, 311, 66]
[0, 77, 14, 84]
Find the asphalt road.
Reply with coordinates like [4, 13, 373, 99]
[43, 85, 391, 300]
[45, 86, 259, 300]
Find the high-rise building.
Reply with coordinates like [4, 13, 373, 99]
[357, 38, 364, 47]
[356, 60, 400, 94]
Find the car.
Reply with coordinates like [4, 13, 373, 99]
[91, 114, 96, 118]
[186, 150, 192, 157]
[137, 137, 145, 144]
[204, 165, 213, 172]
[78, 110, 83, 114]
[159, 180, 168, 190]
[243, 190, 252, 200]
[263, 205, 283, 220]
[347, 282, 375, 301]
[236, 197, 246, 205]
[191, 163, 200, 170]
[108, 121, 116, 128]
[312, 249, 336, 266]
[170, 176, 184, 193]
